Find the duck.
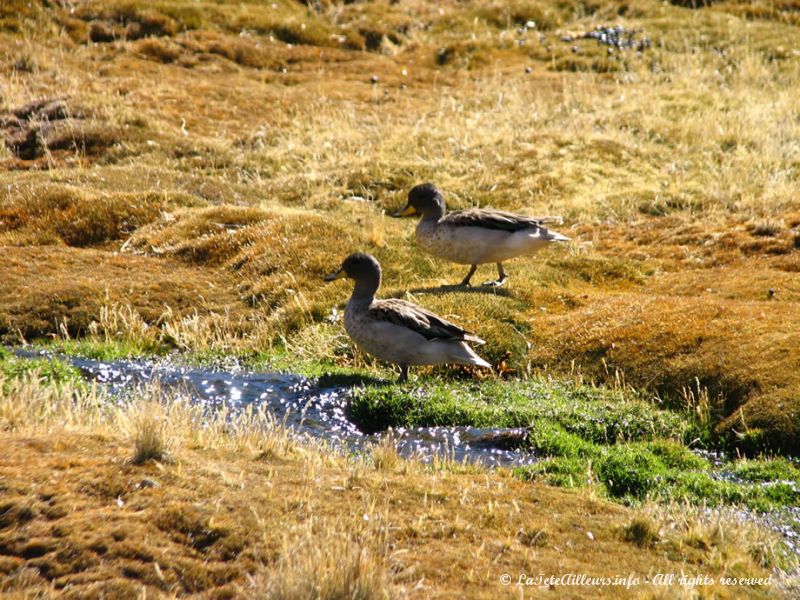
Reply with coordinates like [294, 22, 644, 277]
[324, 252, 491, 382]
[393, 183, 570, 287]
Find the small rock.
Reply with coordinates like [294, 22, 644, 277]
[768, 288, 775, 299]
[370, 75, 379, 84]
[525, 66, 532, 74]
[138, 478, 160, 489]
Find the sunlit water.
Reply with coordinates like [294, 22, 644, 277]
[14, 350, 532, 467]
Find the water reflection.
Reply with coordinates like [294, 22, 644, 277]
[14, 349, 535, 468]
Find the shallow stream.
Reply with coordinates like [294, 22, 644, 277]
[14, 349, 532, 467]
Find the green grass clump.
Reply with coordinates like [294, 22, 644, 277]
[515, 457, 593, 489]
[596, 445, 668, 500]
[660, 471, 799, 512]
[347, 379, 691, 441]
[527, 421, 601, 459]
[644, 440, 710, 470]
[519, 439, 800, 510]
[0, 349, 84, 388]
[732, 457, 800, 483]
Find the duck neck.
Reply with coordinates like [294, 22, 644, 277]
[350, 272, 380, 306]
[421, 203, 445, 222]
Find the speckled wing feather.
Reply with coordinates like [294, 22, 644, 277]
[442, 208, 547, 232]
[369, 299, 485, 344]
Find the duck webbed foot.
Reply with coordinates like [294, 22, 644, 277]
[481, 263, 507, 287]
[481, 278, 507, 287]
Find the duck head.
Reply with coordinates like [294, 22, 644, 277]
[324, 252, 382, 299]
[393, 183, 445, 219]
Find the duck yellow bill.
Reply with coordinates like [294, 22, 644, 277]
[323, 269, 345, 282]
[392, 204, 417, 217]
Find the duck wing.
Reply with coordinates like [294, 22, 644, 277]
[442, 208, 556, 232]
[369, 298, 485, 344]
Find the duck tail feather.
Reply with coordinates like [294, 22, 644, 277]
[473, 356, 492, 369]
[548, 231, 570, 242]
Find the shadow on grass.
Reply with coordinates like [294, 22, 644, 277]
[404, 284, 514, 298]
[315, 371, 394, 388]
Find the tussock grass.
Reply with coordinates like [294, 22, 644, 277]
[620, 516, 660, 548]
[0, 185, 176, 247]
[0, 354, 299, 463]
[256, 516, 391, 600]
[0, 371, 99, 434]
[370, 435, 403, 472]
[121, 394, 173, 464]
[633, 502, 797, 574]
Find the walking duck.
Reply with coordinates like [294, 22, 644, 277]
[324, 252, 491, 381]
[394, 183, 570, 287]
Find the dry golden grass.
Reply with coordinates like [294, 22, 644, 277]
[254, 516, 392, 600]
[0, 375, 791, 598]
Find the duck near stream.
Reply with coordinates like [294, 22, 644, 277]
[393, 183, 570, 287]
[324, 252, 491, 382]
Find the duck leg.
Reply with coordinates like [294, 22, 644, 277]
[398, 365, 409, 383]
[482, 263, 507, 287]
[458, 264, 477, 287]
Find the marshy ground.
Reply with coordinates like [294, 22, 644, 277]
[1, 0, 800, 596]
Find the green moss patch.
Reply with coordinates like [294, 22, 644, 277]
[0, 349, 84, 388]
[347, 379, 692, 440]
